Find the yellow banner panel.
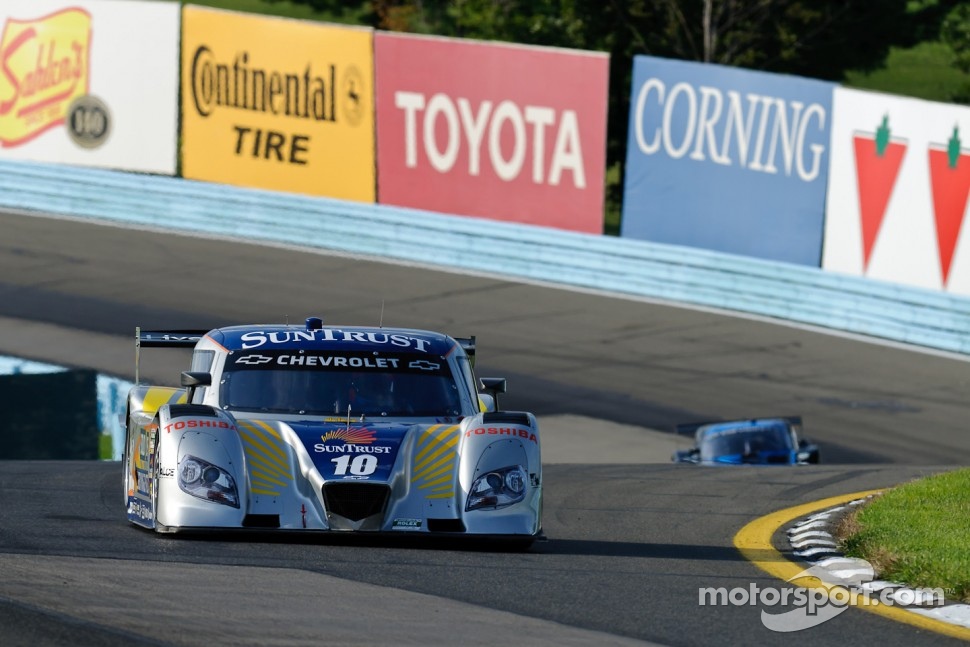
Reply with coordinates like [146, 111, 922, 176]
[181, 6, 374, 202]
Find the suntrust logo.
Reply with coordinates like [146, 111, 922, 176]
[699, 561, 944, 632]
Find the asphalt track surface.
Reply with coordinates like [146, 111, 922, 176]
[0, 209, 967, 646]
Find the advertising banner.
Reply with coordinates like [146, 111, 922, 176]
[375, 32, 609, 233]
[823, 87, 970, 294]
[181, 6, 375, 202]
[0, 0, 178, 174]
[621, 56, 835, 266]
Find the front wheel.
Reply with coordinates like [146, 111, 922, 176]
[122, 414, 135, 506]
[150, 439, 163, 531]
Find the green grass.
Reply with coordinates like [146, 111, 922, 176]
[99, 433, 114, 460]
[844, 40, 970, 103]
[840, 468, 970, 602]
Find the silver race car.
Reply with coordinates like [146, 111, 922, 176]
[123, 317, 542, 547]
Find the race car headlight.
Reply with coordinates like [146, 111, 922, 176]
[178, 455, 239, 508]
[465, 465, 527, 511]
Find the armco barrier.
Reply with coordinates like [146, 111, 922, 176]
[1, 159, 969, 355]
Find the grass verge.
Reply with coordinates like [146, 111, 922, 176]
[838, 468, 970, 602]
[99, 433, 114, 461]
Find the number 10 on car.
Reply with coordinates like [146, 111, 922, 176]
[331, 454, 378, 476]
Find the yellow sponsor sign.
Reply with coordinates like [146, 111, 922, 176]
[0, 7, 91, 147]
[181, 7, 375, 202]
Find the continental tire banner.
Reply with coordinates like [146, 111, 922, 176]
[621, 56, 834, 266]
[823, 88, 970, 294]
[181, 6, 375, 202]
[375, 33, 608, 233]
[0, 0, 178, 173]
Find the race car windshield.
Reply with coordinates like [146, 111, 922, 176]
[219, 350, 463, 417]
[699, 426, 792, 460]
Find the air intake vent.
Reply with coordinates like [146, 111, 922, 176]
[167, 404, 218, 418]
[427, 519, 465, 533]
[323, 483, 390, 522]
[242, 514, 280, 528]
[482, 412, 530, 425]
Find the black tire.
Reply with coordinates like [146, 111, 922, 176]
[149, 416, 167, 532]
[122, 412, 134, 508]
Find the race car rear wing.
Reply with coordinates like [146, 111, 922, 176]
[137, 329, 208, 348]
[134, 327, 209, 384]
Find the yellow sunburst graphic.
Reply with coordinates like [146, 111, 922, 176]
[319, 427, 376, 445]
[411, 425, 460, 499]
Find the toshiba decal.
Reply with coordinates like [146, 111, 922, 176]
[0, 0, 178, 173]
[823, 88, 970, 294]
[621, 56, 834, 266]
[375, 33, 609, 233]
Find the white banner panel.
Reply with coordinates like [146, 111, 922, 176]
[0, 0, 178, 174]
[823, 87, 970, 294]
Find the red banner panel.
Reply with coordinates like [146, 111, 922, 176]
[375, 32, 608, 233]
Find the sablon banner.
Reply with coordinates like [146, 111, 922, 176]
[621, 55, 835, 267]
[823, 87, 970, 294]
[0, 0, 179, 173]
[375, 32, 609, 233]
[181, 6, 375, 202]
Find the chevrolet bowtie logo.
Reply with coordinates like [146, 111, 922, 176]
[409, 360, 440, 371]
[235, 354, 273, 365]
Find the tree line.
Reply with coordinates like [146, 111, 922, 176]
[270, 0, 970, 226]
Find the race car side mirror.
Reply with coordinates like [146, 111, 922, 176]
[181, 371, 212, 403]
[478, 393, 496, 413]
[479, 377, 507, 411]
[672, 448, 700, 463]
[796, 439, 820, 464]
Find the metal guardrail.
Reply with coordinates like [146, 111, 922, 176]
[2, 159, 969, 354]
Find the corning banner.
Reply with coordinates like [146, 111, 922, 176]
[181, 6, 375, 202]
[375, 32, 609, 233]
[621, 56, 835, 266]
[823, 87, 970, 295]
[0, 0, 178, 174]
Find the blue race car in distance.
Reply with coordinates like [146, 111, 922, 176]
[672, 417, 820, 465]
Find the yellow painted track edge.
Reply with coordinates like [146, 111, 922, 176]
[733, 489, 970, 641]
